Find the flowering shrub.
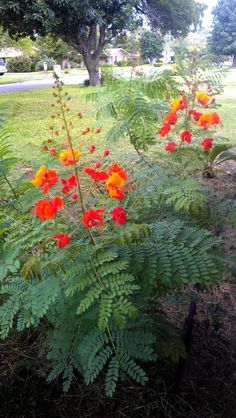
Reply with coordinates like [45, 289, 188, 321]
[157, 51, 236, 177]
[158, 87, 221, 165]
[0, 76, 228, 398]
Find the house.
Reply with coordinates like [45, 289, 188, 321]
[100, 48, 128, 65]
[162, 34, 175, 64]
[0, 47, 23, 62]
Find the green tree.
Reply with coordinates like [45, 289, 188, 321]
[112, 32, 141, 56]
[140, 31, 163, 62]
[209, 0, 236, 67]
[0, 0, 204, 85]
[36, 35, 72, 62]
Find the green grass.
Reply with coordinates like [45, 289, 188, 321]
[217, 70, 236, 144]
[0, 70, 235, 166]
[0, 76, 19, 85]
[0, 86, 99, 164]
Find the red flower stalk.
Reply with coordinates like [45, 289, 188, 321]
[54, 233, 70, 248]
[82, 208, 105, 229]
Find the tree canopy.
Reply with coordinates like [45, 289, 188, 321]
[140, 31, 163, 62]
[209, 0, 236, 66]
[0, 0, 205, 84]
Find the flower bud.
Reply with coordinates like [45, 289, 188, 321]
[90, 144, 96, 153]
[95, 161, 101, 168]
[50, 148, 57, 156]
[71, 193, 78, 200]
[103, 149, 110, 157]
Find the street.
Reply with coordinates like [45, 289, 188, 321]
[0, 65, 170, 93]
[0, 72, 89, 93]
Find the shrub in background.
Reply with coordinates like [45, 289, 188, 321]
[35, 57, 56, 71]
[7, 55, 37, 72]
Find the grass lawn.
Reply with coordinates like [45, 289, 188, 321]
[217, 70, 236, 143]
[0, 70, 235, 166]
[0, 86, 100, 164]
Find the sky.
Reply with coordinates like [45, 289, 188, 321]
[199, 0, 218, 27]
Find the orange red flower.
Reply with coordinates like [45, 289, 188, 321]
[84, 167, 109, 181]
[111, 207, 127, 225]
[159, 123, 171, 137]
[198, 112, 220, 129]
[196, 91, 210, 106]
[82, 208, 105, 229]
[59, 149, 80, 166]
[32, 165, 58, 194]
[189, 110, 202, 122]
[61, 175, 78, 194]
[54, 233, 70, 248]
[106, 163, 128, 200]
[165, 112, 178, 125]
[165, 141, 177, 152]
[201, 137, 213, 151]
[212, 112, 221, 124]
[35, 196, 63, 221]
[180, 130, 192, 143]
[171, 95, 188, 112]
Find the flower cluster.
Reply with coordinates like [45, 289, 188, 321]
[158, 82, 221, 154]
[35, 196, 63, 221]
[32, 84, 130, 249]
[31, 165, 58, 194]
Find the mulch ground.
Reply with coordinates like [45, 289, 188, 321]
[0, 167, 236, 418]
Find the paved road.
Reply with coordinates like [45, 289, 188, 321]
[0, 65, 170, 94]
[0, 73, 89, 93]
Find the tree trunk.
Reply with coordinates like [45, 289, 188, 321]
[87, 63, 101, 86]
[233, 53, 236, 68]
[75, 25, 105, 87]
[83, 55, 101, 86]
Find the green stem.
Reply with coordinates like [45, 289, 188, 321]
[3, 173, 22, 207]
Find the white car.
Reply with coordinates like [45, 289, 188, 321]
[0, 60, 7, 76]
